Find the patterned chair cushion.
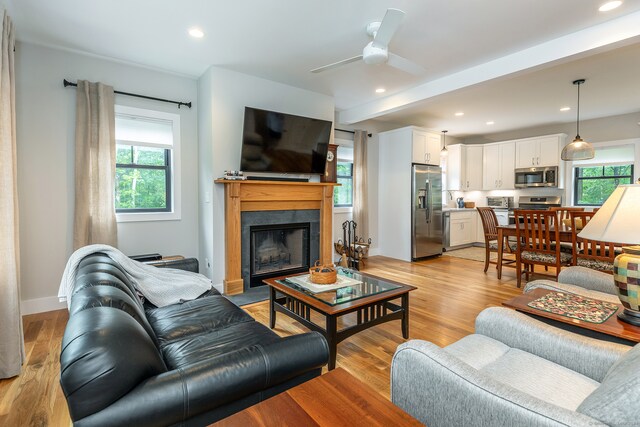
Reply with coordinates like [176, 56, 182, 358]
[489, 240, 518, 252]
[521, 251, 572, 264]
[576, 258, 614, 272]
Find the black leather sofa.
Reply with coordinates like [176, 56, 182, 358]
[59, 253, 329, 426]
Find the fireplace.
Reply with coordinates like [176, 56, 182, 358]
[249, 223, 310, 288]
[241, 209, 320, 291]
[216, 180, 335, 295]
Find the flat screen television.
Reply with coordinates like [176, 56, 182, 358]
[240, 107, 332, 174]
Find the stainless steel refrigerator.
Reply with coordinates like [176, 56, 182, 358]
[412, 163, 443, 259]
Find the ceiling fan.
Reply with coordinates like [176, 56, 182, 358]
[311, 8, 426, 76]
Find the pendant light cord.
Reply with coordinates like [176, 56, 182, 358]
[573, 79, 585, 139]
[576, 81, 581, 138]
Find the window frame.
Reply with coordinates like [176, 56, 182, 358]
[334, 160, 354, 208]
[573, 163, 634, 206]
[115, 145, 172, 213]
[114, 105, 181, 223]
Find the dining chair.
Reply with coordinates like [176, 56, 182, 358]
[514, 209, 572, 287]
[477, 207, 517, 277]
[549, 206, 585, 222]
[549, 207, 585, 254]
[570, 210, 622, 273]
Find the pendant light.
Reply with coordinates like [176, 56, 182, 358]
[561, 79, 595, 161]
[440, 130, 448, 158]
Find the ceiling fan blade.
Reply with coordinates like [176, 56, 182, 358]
[388, 53, 426, 76]
[372, 8, 405, 48]
[310, 55, 363, 73]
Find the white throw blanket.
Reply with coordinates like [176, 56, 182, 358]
[58, 244, 213, 309]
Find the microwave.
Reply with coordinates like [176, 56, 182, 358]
[514, 166, 558, 188]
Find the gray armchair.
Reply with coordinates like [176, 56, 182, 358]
[391, 307, 638, 427]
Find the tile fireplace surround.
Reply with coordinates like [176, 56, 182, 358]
[215, 180, 338, 295]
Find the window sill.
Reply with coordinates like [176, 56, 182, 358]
[334, 207, 353, 214]
[116, 211, 181, 223]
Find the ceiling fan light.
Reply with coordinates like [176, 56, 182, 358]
[561, 136, 595, 161]
[362, 42, 388, 64]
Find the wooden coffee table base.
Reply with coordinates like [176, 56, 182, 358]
[269, 286, 410, 370]
[211, 368, 422, 426]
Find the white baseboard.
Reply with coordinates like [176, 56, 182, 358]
[21, 296, 67, 315]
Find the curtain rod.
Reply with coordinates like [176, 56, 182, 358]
[63, 79, 192, 109]
[335, 128, 372, 137]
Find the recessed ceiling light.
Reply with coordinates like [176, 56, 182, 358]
[599, 1, 622, 12]
[486, 121, 495, 125]
[560, 106, 571, 112]
[454, 112, 464, 117]
[188, 27, 204, 38]
[375, 88, 386, 93]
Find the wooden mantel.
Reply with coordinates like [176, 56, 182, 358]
[215, 179, 338, 295]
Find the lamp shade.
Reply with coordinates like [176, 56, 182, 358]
[560, 137, 595, 161]
[578, 184, 640, 244]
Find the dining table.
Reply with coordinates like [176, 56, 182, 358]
[495, 223, 574, 279]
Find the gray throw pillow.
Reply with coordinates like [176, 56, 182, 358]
[577, 343, 640, 426]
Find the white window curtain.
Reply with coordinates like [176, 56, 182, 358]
[0, 10, 24, 379]
[73, 80, 118, 249]
[353, 130, 369, 240]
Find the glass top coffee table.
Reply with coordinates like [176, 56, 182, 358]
[263, 267, 416, 370]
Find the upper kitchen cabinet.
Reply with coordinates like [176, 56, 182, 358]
[515, 134, 566, 168]
[483, 141, 515, 190]
[411, 129, 441, 166]
[447, 144, 483, 191]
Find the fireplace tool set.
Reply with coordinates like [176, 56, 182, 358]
[334, 220, 371, 270]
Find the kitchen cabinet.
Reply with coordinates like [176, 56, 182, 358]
[483, 141, 515, 190]
[412, 129, 441, 165]
[515, 135, 563, 168]
[449, 210, 474, 247]
[446, 144, 483, 191]
[476, 213, 485, 243]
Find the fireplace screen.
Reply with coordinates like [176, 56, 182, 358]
[249, 222, 310, 287]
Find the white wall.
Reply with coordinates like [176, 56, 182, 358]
[197, 67, 334, 289]
[16, 42, 199, 313]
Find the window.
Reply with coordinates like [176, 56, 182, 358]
[116, 145, 171, 212]
[114, 105, 181, 222]
[334, 144, 354, 208]
[574, 164, 634, 206]
[334, 161, 353, 207]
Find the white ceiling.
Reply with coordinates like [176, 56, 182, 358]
[7, 0, 640, 137]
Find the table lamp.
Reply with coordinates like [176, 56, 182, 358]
[578, 183, 640, 325]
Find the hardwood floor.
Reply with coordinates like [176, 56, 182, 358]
[0, 254, 525, 426]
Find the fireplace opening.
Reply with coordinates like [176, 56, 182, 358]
[249, 222, 310, 288]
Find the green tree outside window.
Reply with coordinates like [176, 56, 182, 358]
[334, 161, 353, 207]
[574, 164, 634, 206]
[115, 144, 171, 212]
